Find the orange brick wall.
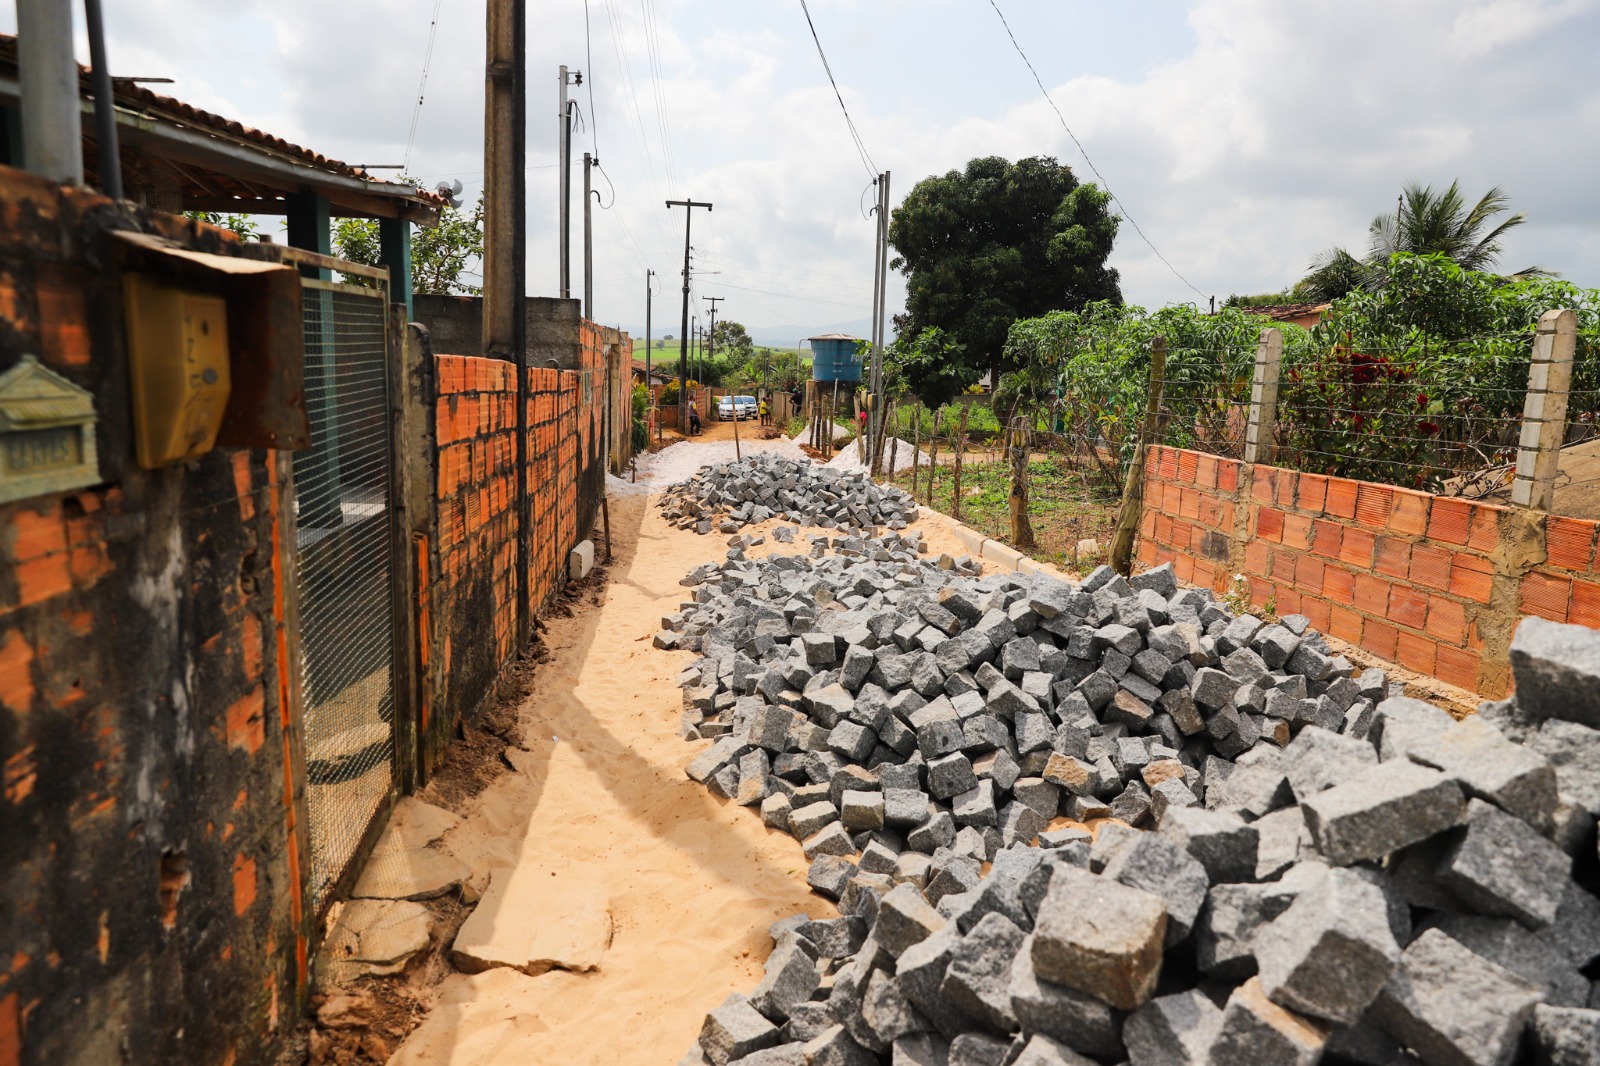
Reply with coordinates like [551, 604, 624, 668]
[1139, 444, 1591, 697]
[423, 322, 608, 764]
[0, 169, 302, 1066]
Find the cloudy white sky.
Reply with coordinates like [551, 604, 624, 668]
[15, 0, 1600, 342]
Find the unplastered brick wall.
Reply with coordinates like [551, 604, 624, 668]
[0, 168, 302, 1066]
[427, 355, 519, 757]
[1138, 444, 1589, 698]
[422, 322, 608, 762]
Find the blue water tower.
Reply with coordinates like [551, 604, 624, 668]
[809, 334, 864, 382]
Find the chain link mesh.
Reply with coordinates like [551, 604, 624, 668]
[293, 284, 396, 911]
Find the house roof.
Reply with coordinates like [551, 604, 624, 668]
[1246, 303, 1332, 323]
[0, 35, 442, 224]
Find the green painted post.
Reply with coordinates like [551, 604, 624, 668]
[379, 217, 413, 319]
[286, 190, 331, 279]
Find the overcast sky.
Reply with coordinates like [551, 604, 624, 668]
[16, 0, 1600, 341]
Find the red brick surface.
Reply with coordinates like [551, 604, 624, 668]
[1138, 444, 1600, 698]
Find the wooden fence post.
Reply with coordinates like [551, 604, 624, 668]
[926, 409, 944, 506]
[1511, 308, 1579, 512]
[951, 405, 969, 521]
[1109, 336, 1168, 576]
[887, 403, 900, 478]
[1007, 415, 1035, 550]
[1243, 326, 1283, 466]
[911, 406, 922, 498]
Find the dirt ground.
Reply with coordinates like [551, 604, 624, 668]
[378, 460, 985, 1065]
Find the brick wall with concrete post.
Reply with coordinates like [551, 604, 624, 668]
[1137, 308, 1592, 698]
[1511, 308, 1579, 512]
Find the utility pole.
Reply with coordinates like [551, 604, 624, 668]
[870, 171, 891, 469]
[704, 295, 723, 383]
[667, 200, 712, 434]
[867, 175, 884, 467]
[558, 65, 582, 299]
[583, 151, 595, 319]
[485, 0, 527, 649]
[17, 0, 82, 185]
[644, 269, 654, 384]
[691, 316, 699, 384]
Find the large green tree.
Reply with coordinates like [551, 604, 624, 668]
[1298, 180, 1548, 300]
[888, 155, 1121, 388]
[709, 320, 753, 364]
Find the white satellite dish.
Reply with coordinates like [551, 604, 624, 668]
[435, 178, 464, 209]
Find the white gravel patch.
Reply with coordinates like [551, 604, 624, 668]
[614, 435, 809, 494]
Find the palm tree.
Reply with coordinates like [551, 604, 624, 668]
[1295, 180, 1550, 299]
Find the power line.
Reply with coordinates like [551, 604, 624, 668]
[985, 0, 1206, 301]
[401, 0, 446, 172]
[797, 0, 878, 181]
[583, 0, 600, 158]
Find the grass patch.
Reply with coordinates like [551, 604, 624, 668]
[889, 453, 1122, 572]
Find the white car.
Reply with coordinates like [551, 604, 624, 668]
[717, 395, 759, 420]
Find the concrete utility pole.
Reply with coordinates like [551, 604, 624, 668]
[644, 269, 654, 384]
[558, 65, 582, 299]
[484, 0, 528, 650]
[483, 0, 526, 361]
[704, 295, 723, 381]
[583, 151, 595, 319]
[867, 173, 891, 469]
[17, 0, 82, 185]
[667, 200, 711, 433]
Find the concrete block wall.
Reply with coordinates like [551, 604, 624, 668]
[1138, 444, 1593, 698]
[0, 169, 302, 1065]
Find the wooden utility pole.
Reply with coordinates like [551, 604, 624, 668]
[667, 199, 712, 435]
[1109, 336, 1168, 576]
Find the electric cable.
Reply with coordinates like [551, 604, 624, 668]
[401, 0, 446, 172]
[798, 0, 879, 181]
[986, 0, 1206, 301]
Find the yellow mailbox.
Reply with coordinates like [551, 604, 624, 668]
[123, 274, 232, 468]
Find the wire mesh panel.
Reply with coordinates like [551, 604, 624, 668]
[292, 281, 396, 911]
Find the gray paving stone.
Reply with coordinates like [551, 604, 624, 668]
[1510, 616, 1600, 728]
[857, 969, 931, 1050]
[701, 998, 782, 1065]
[1427, 913, 1589, 1007]
[1531, 718, 1600, 816]
[927, 752, 978, 801]
[1301, 761, 1466, 865]
[750, 937, 822, 1022]
[1255, 867, 1401, 1025]
[1031, 865, 1167, 1010]
[939, 911, 1025, 1033]
[1007, 933, 1124, 1058]
[800, 1025, 876, 1066]
[1438, 798, 1570, 929]
[807, 855, 856, 901]
[840, 789, 886, 831]
[1208, 977, 1329, 1066]
[802, 822, 857, 860]
[789, 800, 839, 840]
[1123, 988, 1223, 1066]
[1407, 714, 1559, 828]
[875, 883, 946, 958]
[1531, 1005, 1600, 1066]
[1158, 805, 1259, 885]
[1371, 696, 1456, 762]
[727, 1045, 807, 1066]
[1099, 830, 1209, 946]
[1281, 725, 1378, 801]
[1372, 928, 1543, 1066]
[1195, 881, 1295, 980]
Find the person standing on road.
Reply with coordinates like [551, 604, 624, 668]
[688, 399, 701, 435]
[759, 397, 769, 426]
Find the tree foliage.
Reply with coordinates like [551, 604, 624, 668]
[709, 320, 753, 364]
[888, 156, 1121, 386]
[1297, 180, 1547, 300]
[885, 327, 980, 409]
[333, 186, 485, 295]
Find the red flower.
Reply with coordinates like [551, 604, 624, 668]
[1417, 393, 1429, 407]
[1418, 421, 1440, 435]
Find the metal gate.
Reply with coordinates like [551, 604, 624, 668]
[290, 267, 398, 911]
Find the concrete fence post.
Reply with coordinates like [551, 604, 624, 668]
[1243, 327, 1284, 467]
[1511, 308, 1579, 512]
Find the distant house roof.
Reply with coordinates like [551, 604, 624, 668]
[0, 35, 442, 224]
[1246, 303, 1332, 325]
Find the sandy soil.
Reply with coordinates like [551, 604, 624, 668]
[389, 453, 988, 1065]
